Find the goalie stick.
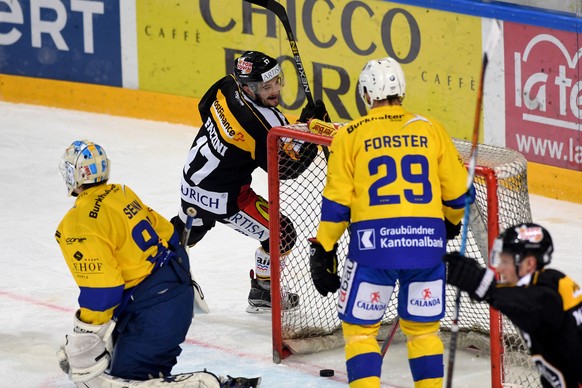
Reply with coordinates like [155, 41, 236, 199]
[243, 0, 330, 160]
[182, 207, 210, 315]
[445, 19, 502, 388]
[181, 207, 197, 247]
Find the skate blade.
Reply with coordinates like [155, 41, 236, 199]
[246, 304, 271, 314]
[245, 304, 300, 314]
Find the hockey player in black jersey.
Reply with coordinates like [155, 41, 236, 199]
[173, 50, 329, 313]
[444, 223, 582, 388]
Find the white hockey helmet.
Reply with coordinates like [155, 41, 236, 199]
[358, 57, 406, 108]
[59, 140, 110, 196]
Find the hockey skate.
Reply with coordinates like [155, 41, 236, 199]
[221, 375, 262, 387]
[246, 270, 299, 314]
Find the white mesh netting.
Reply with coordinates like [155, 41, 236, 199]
[270, 124, 539, 387]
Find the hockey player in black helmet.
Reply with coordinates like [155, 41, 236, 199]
[172, 50, 331, 313]
[444, 223, 582, 388]
[232, 51, 285, 107]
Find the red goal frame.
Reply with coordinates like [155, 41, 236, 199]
[266, 126, 504, 387]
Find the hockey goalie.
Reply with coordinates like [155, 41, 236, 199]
[54, 140, 260, 388]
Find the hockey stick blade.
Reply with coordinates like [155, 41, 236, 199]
[244, 0, 330, 161]
[445, 18, 501, 388]
[244, 0, 314, 106]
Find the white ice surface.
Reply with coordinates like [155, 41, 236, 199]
[0, 101, 580, 388]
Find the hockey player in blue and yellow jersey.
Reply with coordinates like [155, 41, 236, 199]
[309, 58, 474, 388]
[55, 140, 194, 383]
[55, 141, 260, 387]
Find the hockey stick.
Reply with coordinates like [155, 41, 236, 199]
[243, 0, 331, 160]
[182, 207, 210, 314]
[380, 317, 399, 358]
[181, 207, 197, 247]
[445, 20, 501, 388]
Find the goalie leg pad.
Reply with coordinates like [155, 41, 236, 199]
[80, 371, 222, 387]
[79, 371, 262, 388]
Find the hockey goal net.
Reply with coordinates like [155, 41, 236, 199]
[266, 123, 540, 388]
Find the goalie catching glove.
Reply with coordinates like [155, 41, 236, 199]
[57, 310, 115, 382]
[443, 252, 496, 302]
[309, 238, 340, 296]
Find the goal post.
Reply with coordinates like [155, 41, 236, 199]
[266, 124, 538, 387]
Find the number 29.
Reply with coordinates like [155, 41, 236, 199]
[368, 154, 432, 205]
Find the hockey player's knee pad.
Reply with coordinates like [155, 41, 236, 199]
[399, 319, 440, 338]
[342, 321, 381, 359]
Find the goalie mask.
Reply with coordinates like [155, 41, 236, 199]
[490, 223, 554, 270]
[358, 57, 406, 109]
[233, 51, 284, 97]
[60, 140, 110, 196]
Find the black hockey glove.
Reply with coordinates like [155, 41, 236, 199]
[298, 99, 331, 123]
[444, 252, 496, 302]
[309, 238, 340, 296]
[445, 218, 462, 240]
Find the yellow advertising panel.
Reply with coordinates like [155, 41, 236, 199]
[136, 1, 481, 139]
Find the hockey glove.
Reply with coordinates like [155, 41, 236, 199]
[309, 238, 340, 296]
[444, 252, 496, 302]
[445, 218, 462, 240]
[57, 310, 116, 382]
[298, 99, 331, 123]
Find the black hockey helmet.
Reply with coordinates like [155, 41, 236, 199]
[490, 223, 553, 270]
[233, 51, 281, 85]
